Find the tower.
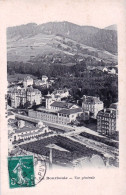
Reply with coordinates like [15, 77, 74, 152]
[45, 93, 53, 109]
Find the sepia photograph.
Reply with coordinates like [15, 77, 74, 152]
[0, 0, 126, 194]
[7, 20, 119, 172]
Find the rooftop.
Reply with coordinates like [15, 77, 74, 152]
[15, 126, 38, 133]
[97, 108, 117, 118]
[15, 126, 44, 134]
[37, 107, 57, 114]
[50, 101, 74, 109]
[109, 102, 118, 110]
[42, 75, 48, 78]
[58, 108, 82, 115]
[83, 95, 103, 104]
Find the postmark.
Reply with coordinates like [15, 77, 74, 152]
[8, 154, 46, 188]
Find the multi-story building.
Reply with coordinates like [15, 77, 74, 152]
[9, 87, 42, 108]
[109, 102, 118, 116]
[82, 95, 104, 119]
[27, 87, 42, 105]
[28, 100, 82, 125]
[23, 76, 33, 88]
[11, 88, 26, 108]
[97, 103, 118, 135]
[28, 107, 82, 125]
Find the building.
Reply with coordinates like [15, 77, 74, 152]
[50, 101, 78, 111]
[109, 102, 118, 116]
[23, 76, 33, 88]
[10, 88, 26, 108]
[108, 67, 117, 74]
[27, 87, 42, 105]
[34, 79, 44, 86]
[42, 75, 48, 83]
[12, 124, 50, 142]
[52, 89, 69, 99]
[9, 87, 42, 108]
[45, 93, 55, 109]
[57, 108, 82, 124]
[34, 75, 49, 87]
[97, 108, 117, 135]
[28, 107, 82, 125]
[28, 100, 82, 125]
[82, 95, 104, 119]
[96, 66, 108, 72]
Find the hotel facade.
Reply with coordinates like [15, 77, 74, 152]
[82, 95, 104, 120]
[97, 103, 118, 135]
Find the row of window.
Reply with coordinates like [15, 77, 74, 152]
[97, 116, 115, 121]
[29, 111, 70, 124]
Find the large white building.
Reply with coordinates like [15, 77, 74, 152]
[27, 87, 42, 105]
[9, 87, 42, 108]
[28, 99, 82, 125]
[82, 95, 104, 119]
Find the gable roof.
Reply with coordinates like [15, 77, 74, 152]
[83, 95, 103, 104]
[50, 101, 74, 109]
[58, 108, 82, 115]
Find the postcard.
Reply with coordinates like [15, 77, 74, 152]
[0, 0, 126, 194]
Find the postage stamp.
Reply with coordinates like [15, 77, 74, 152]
[8, 154, 46, 188]
[8, 155, 35, 188]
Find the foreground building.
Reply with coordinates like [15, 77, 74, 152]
[97, 103, 118, 135]
[82, 95, 104, 120]
[28, 100, 82, 125]
[12, 124, 50, 142]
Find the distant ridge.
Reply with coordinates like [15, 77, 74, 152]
[7, 21, 118, 63]
[104, 24, 117, 31]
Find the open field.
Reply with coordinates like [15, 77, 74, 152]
[7, 33, 117, 64]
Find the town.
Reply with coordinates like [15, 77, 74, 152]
[7, 70, 119, 168]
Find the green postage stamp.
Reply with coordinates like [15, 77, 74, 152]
[8, 155, 35, 188]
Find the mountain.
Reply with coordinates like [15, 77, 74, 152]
[105, 24, 117, 31]
[7, 21, 118, 64]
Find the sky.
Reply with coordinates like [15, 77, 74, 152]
[0, 0, 125, 28]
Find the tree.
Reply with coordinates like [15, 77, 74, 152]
[24, 101, 31, 109]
